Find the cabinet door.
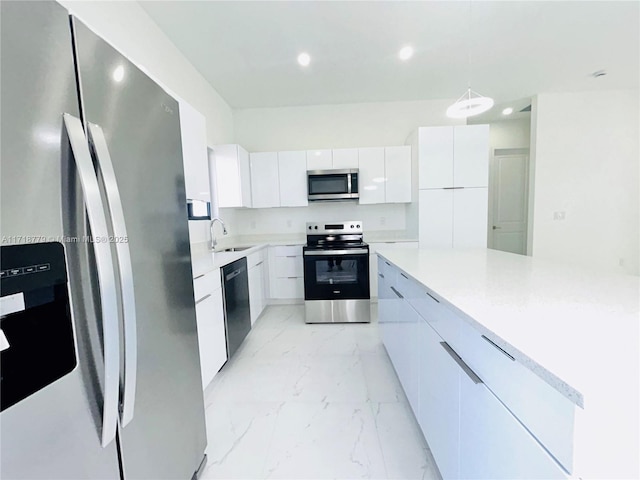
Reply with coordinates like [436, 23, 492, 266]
[453, 188, 488, 248]
[358, 147, 385, 204]
[278, 151, 308, 207]
[250, 152, 280, 208]
[419, 126, 453, 189]
[454, 125, 489, 188]
[306, 149, 332, 170]
[384, 146, 411, 203]
[459, 371, 566, 480]
[179, 101, 209, 202]
[418, 319, 460, 480]
[332, 148, 359, 169]
[419, 189, 453, 248]
[238, 146, 252, 207]
[213, 144, 243, 208]
[396, 299, 420, 415]
[195, 289, 227, 389]
[248, 265, 262, 325]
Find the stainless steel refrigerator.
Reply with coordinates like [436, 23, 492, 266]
[0, 1, 207, 478]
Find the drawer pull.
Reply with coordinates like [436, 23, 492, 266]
[385, 261, 391, 266]
[390, 286, 403, 299]
[194, 273, 205, 280]
[378, 273, 384, 279]
[256, 261, 264, 266]
[400, 273, 408, 279]
[440, 342, 483, 384]
[426, 292, 440, 303]
[481, 335, 515, 361]
[443, 186, 465, 190]
[195, 293, 212, 304]
[287, 276, 298, 279]
[286, 255, 298, 258]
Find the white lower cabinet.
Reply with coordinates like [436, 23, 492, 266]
[459, 374, 566, 480]
[248, 262, 266, 325]
[195, 284, 226, 389]
[268, 245, 304, 301]
[418, 318, 460, 480]
[378, 257, 570, 480]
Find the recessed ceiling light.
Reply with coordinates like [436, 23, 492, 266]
[502, 107, 513, 115]
[297, 52, 311, 67]
[399, 46, 414, 61]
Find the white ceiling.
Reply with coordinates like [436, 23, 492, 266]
[139, 1, 639, 109]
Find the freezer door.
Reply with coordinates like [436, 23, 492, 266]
[71, 18, 207, 480]
[0, 2, 121, 479]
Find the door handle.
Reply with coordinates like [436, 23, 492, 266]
[492, 226, 502, 230]
[62, 114, 120, 447]
[390, 286, 403, 299]
[440, 342, 483, 385]
[88, 123, 138, 428]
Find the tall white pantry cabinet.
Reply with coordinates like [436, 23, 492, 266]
[414, 125, 490, 248]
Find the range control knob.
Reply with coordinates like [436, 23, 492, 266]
[315, 226, 318, 230]
[350, 224, 354, 228]
[357, 224, 360, 228]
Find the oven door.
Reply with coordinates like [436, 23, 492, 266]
[303, 249, 370, 300]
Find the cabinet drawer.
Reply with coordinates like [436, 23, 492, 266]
[246, 249, 265, 269]
[401, 277, 461, 347]
[377, 257, 396, 284]
[193, 269, 221, 301]
[272, 245, 301, 257]
[271, 277, 304, 299]
[274, 257, 303, 278]
[457, 321, 575, 473]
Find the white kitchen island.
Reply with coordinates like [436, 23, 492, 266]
[376, 247, 639, 480]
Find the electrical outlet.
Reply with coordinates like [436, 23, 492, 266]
[380, 216, 386, 226]
[619, 258, 625, 267]
[286, 219, 292, 228]
[250, 221, 256, 230]
[553, 211, 566, 221]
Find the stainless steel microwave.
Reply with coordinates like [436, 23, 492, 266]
[307, 169, 359, 201]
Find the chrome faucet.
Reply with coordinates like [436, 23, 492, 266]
[209, 217, 228, 250]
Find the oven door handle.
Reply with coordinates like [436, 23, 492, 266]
[304, 249, 369, 256]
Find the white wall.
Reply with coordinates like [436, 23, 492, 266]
[232, 99, 463, 237]
[531, 90, 639, 275]
[59, 1, 234, 147]
[487, 118, 531, 150]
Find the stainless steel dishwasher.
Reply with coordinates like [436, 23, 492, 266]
[221, 257, 251, 359]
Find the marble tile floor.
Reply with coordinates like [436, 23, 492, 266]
[200, 304, 441, 480]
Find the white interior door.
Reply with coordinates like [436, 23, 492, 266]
[489, 152, 529, 255]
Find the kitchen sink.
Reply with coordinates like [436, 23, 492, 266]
[220, 246, 252, 252]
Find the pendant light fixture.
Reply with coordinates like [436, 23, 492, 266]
[446, 2, 494, 119]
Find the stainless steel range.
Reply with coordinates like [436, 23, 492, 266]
[303, 221, 370, 323]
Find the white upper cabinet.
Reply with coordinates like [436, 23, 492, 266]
[278, 150, 308, 207]
[419, 126, 454, 189]
[211, 144, 252, 208]
[306, 149, 332, 170]
[359, 146, 412, 204]
[454, 125, 490, 188]
[179, 101, 209, 202]
[419, 125, 489, 189]
[384, 146, 411, 203]
[250, 152, 280, 208]
[332, 148, 359, 169]
[358, 147, 385, 204]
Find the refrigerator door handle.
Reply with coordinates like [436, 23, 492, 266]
[62, 113, 120, 447]
[87, 123, 138, 428]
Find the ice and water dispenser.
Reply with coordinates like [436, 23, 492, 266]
[0, 242, 77, 411]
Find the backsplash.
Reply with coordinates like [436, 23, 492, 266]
[228, 202, 408, 236]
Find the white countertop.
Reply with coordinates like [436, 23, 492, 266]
[190, 244, 269, 278]
[376, 247, 639, 478]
